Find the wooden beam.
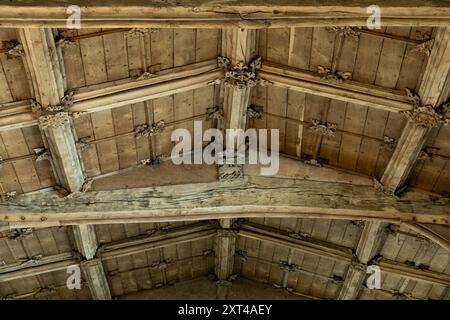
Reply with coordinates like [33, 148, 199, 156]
[0, 60, 220, 131]
[0, 1, 449, 28]
[402, 223, 450, 252]
[2, 176, 449, 227]
[71, 61, 220, 114]
[80, 259, 111, 300]
[378, 259, 450, 287]
[0, 222, 215, 287]
[19, 28, 113, 300]
[239, 222, 450, 288]
[222, 28, 257, 131]
[72, 225, 98, 260]
[71, 224, 112, 299]
[98, 222, 216, 260]
[259, 62, 412, 113]
[215, 221, 237, 299]
[239, 222, 353, 262]
[381, 27, 450, 194]
[19, 28, 85, 193]
[0, 258, 77, 283]
[0, 252, 75, 275]
[244, 154, 374, 186]
[0, 100, 38, 131]
[338, 221, 387, 300]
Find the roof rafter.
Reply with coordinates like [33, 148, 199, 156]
[380, 27, 450, 194]
[0, 222, 216, 285]
[337, 221, 387, 299]
[259, 62, 412, 113]
[239, 222, 450, 288]
[18, 28, 111, 300]
[0, 59, 220, 132]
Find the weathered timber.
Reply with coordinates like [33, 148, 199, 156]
[381, 27, 450, 193]
[260, 62, 412, 113]
[338, 221, 387, 299]
[1, 177, 449, 227]
[0, 1, 449, 28]
[239, 222, 450, 287]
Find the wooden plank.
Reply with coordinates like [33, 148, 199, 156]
[90, 110, 119, 174]
[0, 129, 41, 192]
[196, 29, 220, 62]
[0, 29, 31, 101]
[21, 126, 55, 189]
[375, 27, 411, 89]
[61, 30, 86, 90]
[78, 30, 107, 86]
[266, 86, 287, 153]
[267, 28, 290, 65]
[150, 29, 174, 70]
[103, 31, 129, 81]
[309, 27, 335, 71]
[111, 106, 136, 169]
[338, 103, 368, 171]
[288, 27, 313, 69]
[174, 29, 196, 67]
[285, 90, 305, 157]
[353, 32, 384, 84]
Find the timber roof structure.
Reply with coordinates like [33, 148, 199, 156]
[0, 0, 449, 300]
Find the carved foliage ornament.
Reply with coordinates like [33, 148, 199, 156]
[411, 39, 434, 57]
[76, 137, 93, 152]
[247, 105, 263, 119]
[218, 163, 243, 181]
[18, 255, 43, 266]
[217, 56, 263, 90]
[134, 120, 165, 138]
[8, 228, 33, 241]
[81, 179, 93, 193]
[381, 136, 396, 151]
[125, 28, 158, 38]
[309, 119, 337, 137]
[151, 259, 173, 270]
[33, 148, 51, 162]
[206, 106, 224, 120]
[402, 89, 445, 128]
[236, 250, 248, 261]
[326, 26, 361, 39]
[317, 66, 352, 83]
[438, 101, 450, 125]
[136, 71, 156, 81]
[279, 261, 298, 273]
[373, 178, 396, 197]
[139, 156, 163, 168]
[0, 191, 16, 202]
[55, 37, 78, 50]
[1, 41, 24, 59]
[32, 91, 77, 129]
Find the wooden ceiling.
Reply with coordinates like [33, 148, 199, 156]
[0, 1, 449, 301]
